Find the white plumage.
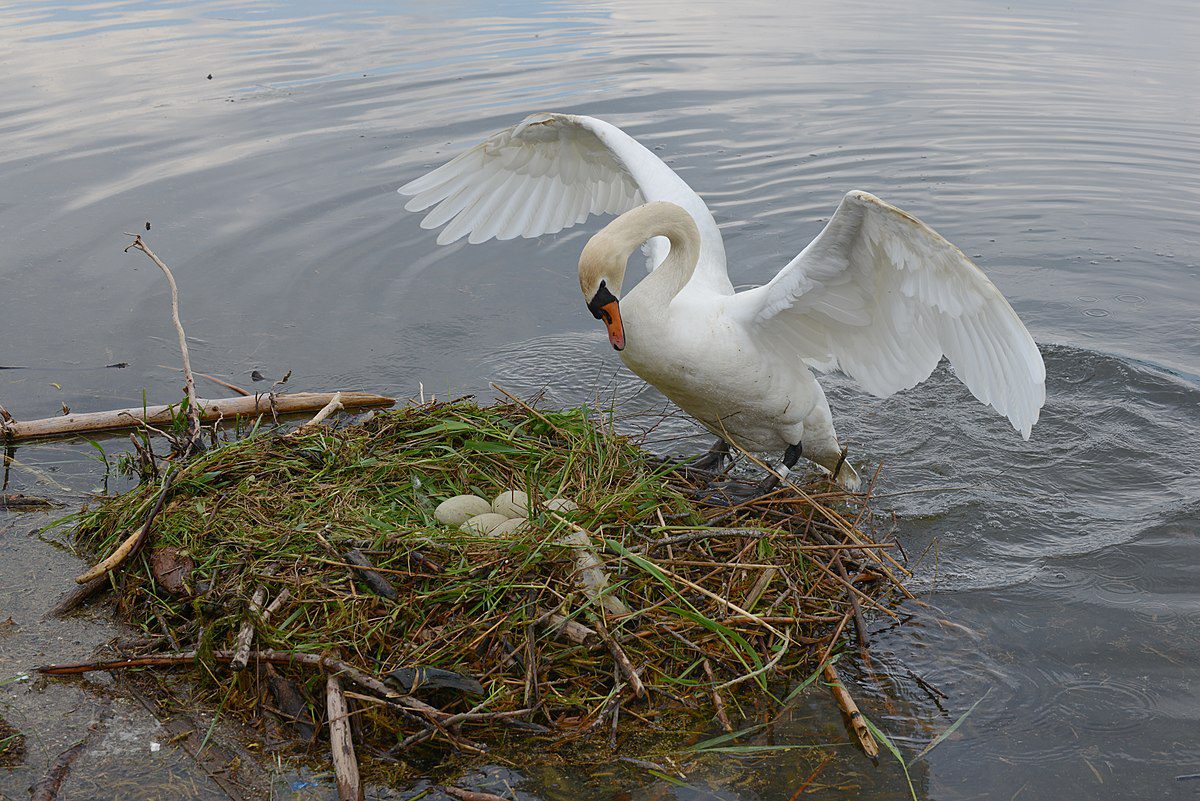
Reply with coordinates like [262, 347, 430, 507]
[399, 112, 1045, 487]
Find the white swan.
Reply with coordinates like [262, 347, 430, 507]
[399, 113, 1045, 489]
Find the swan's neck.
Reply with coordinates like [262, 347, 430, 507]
[581, 202, 701, 305]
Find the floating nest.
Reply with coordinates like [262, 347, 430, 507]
[65, 398, 906, 766]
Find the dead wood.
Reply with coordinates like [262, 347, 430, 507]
[326, 674, 363, 801]
[28, 719, 103, 801]
[3, 391, 394, 443]
[823, 661, 878, 758]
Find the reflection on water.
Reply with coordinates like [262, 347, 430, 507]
[2, 1, 1199, 799]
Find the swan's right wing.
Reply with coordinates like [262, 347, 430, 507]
[399, 113, 731, 291]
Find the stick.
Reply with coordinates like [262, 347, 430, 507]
[326, 675, 362, 801]
[291, 391, 344, 433]
[74, 466, 178, 584]
[230, 587, 268, 671]
[4, 392, 395, 442]
[342, 549, 398, 600]
[703, 660, 733, 733]
[29, 720, 103, 801]
[49, 575, 108, 617]
[36, 650, 464, 731]
[157, 366, 251, 396]
[592, 613, 645, 699]
[835, 557, 870, 660]
[823, 662, 878, 758]
[125, 235, 201, 448]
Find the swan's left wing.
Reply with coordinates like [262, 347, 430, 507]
[732, 191, 1045, 438]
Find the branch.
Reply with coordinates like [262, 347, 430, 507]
[124, 235, 201, 449]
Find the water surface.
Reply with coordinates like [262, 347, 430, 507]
[2, 1, 1199, 799]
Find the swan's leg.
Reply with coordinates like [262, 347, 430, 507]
[691, 437, 730, 471]
[756, 442, 803, 494]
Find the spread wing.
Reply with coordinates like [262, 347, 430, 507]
[398, 112, 732, 291]
[733, 191, 1045, 438]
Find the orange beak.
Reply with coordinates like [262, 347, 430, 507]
[597, 300, 625, 351]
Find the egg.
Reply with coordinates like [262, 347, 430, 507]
[491, 517, 528, 536]
[545, 497, 578, 513]
[435, 494, 492, 525]
[492, 490, 529, 519]
[460, 513, 511, 534]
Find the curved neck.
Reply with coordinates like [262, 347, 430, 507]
[582, 202, 701, 303]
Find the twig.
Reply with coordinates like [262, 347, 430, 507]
[0, 401, 13, 444]
[591, 613, 645, 698]
[823, 662, 878, 758]
[157, 365, 251, 396]
[788, 752, 834, 800]
[230, 587, 268, 671]
[125, 235, 201, 449]
[74, 466, 178, 584]
[703, 660, 733, 732]
[29, 719, 104, 801]
[835, 557, 871, 662]
[326, 675, 363, 801]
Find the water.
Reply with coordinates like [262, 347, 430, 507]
[2, 1, 1198, 798]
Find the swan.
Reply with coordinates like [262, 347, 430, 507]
[398, 113, 1045, 490]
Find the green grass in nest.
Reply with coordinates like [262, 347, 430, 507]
[68, 398, 899, 765]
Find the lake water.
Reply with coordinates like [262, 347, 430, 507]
[2, 1, 1199, 799]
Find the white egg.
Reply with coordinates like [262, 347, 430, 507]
[491, 517, 528, 536]
[545, 497, 578, 513]
[435, 495, 492, 525]
[492, 490, 529, 519]
[460, 513, 511, 535]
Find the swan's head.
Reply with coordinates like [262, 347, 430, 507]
[579, 202, 698, 352]
[578, 233, 627, 351]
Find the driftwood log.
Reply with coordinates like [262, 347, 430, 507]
[1, 392, 394, 443]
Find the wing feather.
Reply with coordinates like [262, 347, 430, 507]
[734, 190, 1045, 438]
[398, 112, 733, 292]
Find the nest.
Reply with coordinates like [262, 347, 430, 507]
[67, 398, 906, 764]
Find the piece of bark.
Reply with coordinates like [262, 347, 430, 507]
[266, 665, 316, 741]
[384, 667, 484, 696]
[541, 612, 598, 645]
[441, 787, 509, 801]
[149, 547, 194, 595]
[4, 391, 394, 443]
[343, 549, 398, 600]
